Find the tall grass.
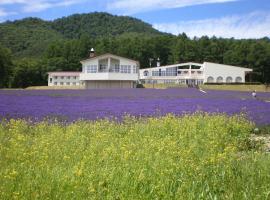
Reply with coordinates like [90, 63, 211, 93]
[1, 113, 270, 199]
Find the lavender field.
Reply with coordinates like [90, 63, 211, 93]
[1, 89, 270, 199]
[0, 88, 270, 125]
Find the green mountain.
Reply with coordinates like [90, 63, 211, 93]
[0, 12, 163, 58]
[52, 12, 162, 39]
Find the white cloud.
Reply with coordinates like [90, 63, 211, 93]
[153, 11, 270, 39]
[0, 0, 86, 13]
[107, 0, 238, 14]
[22, 0, 83, 13]
[0, 0, 28, 4]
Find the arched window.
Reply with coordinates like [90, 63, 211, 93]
[226, 76, 233, 83]
[143, 70, 149, 76]
[235, 76, 242, 83]
[216, 76, 223, 83]
[207, 76, 214, 83]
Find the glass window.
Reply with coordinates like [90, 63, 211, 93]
[87, 65, 97, 73]
[61, 76, 64, 79]
[178, 65, 189, 69]
[50, 78, 52, 83]
[133, 66, 137, 74]
[152, 70, 159, 76]
[67, 76, 70, 79]
[66, 82, 70, 85]
[166, 67, 177, 76]
[115, 65, 120, 72]
[99, 64, 107, 72]
[54, 82, 57, 85]
[191, 65, 201, 69]
[53, 76, 57, 79]
[73, 82, 76, 85]
[120, 65, 131, 73]
[60, 82, 64, 85]
[74, 76, 77, 79]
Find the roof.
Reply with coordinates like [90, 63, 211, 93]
[47, 71, 81, 76]
[141, 62, 203, 71]
[140, 61, 253, 72]
[80, 53, 140, 65]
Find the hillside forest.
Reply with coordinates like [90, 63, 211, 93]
[0, 12, 270, 88]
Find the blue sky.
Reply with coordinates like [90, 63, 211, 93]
[0, 0, 270, 38]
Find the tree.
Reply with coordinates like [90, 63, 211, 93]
[0, 44, 12, 88]
[11, 58, 45, 88]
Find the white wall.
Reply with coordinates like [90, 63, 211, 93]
[203, 62, 252, 83]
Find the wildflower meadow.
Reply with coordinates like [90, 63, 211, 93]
[0, 88, 270, 199]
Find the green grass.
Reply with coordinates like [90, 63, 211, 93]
[1, 114, 270, 199]
[25, 86, 84, 90]
[201, 84, 270, 92]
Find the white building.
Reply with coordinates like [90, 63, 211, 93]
[140, 61, 252, 85]
[80, 53, 139, 89]
[47, 50, 140, 89]
[48, 72, 81, 86]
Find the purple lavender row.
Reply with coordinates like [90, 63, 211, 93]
[0, 89, 269, 125]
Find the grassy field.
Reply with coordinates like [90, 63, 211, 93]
[201, 84, 270, 92]
[143, 83, 270, 92]
[1, 113, 270, 199]
[25, 86, 84, 90]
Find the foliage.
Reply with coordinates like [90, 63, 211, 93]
[1, 114, 270, 199]
[0, 44, 12, 87]
[11, 58, 45, 88]
[0, 17, 63, 58]
[51, 12, 161, 39]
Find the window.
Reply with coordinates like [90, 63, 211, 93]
[74, 76, 77, 79]
[152, 70, 159, 76]
[67, 76, 70, 79]
[87, 65, 97, 73]
[50, 78, 52, 83]
[226, 76, 233, 83]
[73, 82, 76, 85]
[54, 82, 57, 85]
[178, 65, 189, 69]
[120, 65, 131, 73]
[61, 76, 64, 79]
[160, 70, 166, 76]
[66, 82, 70, 85]
[99, 64, 107, 72]
[60, 82, 64, 85]
[191, 65, 201, 69]
[207, 76, 214, 83]
[216, 76, 223, 83]
[133, 66, 137, 74]
[53, 76, 58, 79]
[235, 77, 242, 83]
[143, 70, 149, 76]
[115, 65, 120, 72]
[166, 67, 177, 76]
